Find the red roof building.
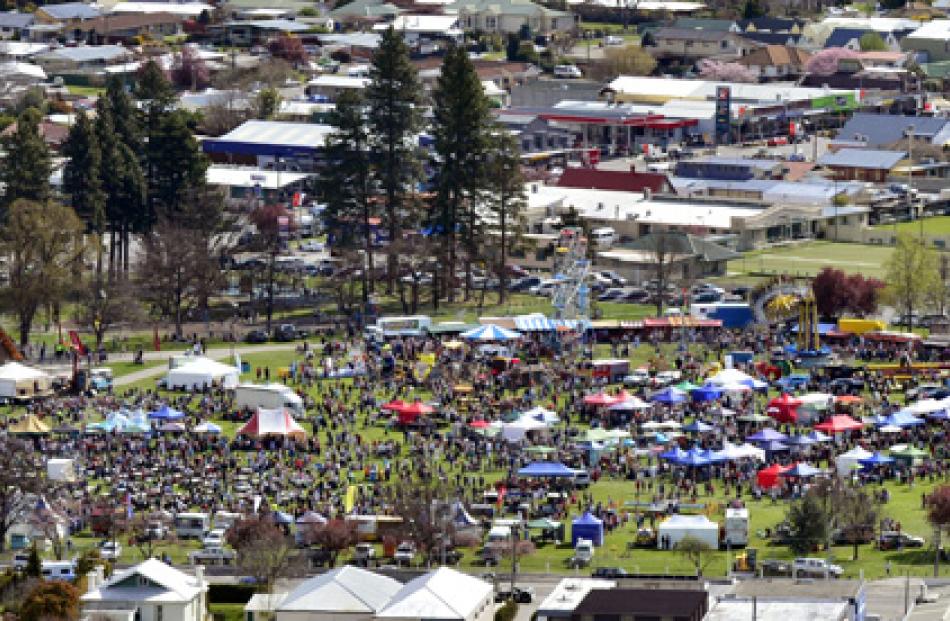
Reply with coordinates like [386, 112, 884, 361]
[556, 168, 672, 194]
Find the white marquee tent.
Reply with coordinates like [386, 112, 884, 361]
[165, 357, 239, 391]
[0, 362, 52, 399]
[836, 446, 873, 476]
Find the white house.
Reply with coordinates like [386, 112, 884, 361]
[81, 558, 208, 621]
[246, 565, 403, 621]
[375, 567, 494, 621]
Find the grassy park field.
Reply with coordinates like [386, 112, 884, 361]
[728, 241, 895, 279]
[873, 216, 950, 237]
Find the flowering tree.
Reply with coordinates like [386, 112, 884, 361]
[805, 47, 859, 76]
[170, 46, 210, 90]
[696, 59, 756, 83]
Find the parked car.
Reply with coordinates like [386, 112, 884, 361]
[598, 270, 627, 286]
[274, 324, 307, 342]
[511, 276, 541, 292]
[623, 369, 651, 387]
[244, 329, 268, 343]
[99, 540, 122, 560]
[878, 532, 925, 550]
[598, 288, 626, 302]
[394, 542, 415, 565]
[793, 557, 843, 578]
[592, 567, 630, 578]
[619, 288, 651, 303]
[202, 529, 226, 549]
[692, 291, 722, 303]
[353, 543, 376, 565]
[553, 64, 582, 79]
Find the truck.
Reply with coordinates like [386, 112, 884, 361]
[365, 316, 432, 341]
[233, 383, 304, 416]
[570, 539, 594, 568]
[723, 507, 749, 547]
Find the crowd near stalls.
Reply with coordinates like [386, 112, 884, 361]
[1, 312, 948, 577]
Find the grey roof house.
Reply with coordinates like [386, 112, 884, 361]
[0, 12, 34, 39]
[35, 2, 101, 23]
[836, 113, 950, 148]
[818, 148, 906, 182]
[446, 0, 576, 35]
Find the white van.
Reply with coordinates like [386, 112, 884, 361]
[553, 64, 582, 79]
[590, 227, 617, 248]
[175, 512, 211, 539]
[234, 383, 304, 415]
[41, 560, 76, 581]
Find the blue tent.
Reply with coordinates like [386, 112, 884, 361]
[927, 410, 950, 421]
[776, 374, 810, 392]
[683, 420, 714, 433]
[571, 512, 604, 547]
[760, 440, 789, 453]
[782, 463, 820, 478]
[701, 448, 728, 463]
[881, 410, 925, 428]
[273, 511, 294, 525]
[807, 430, 832, 442]
[691, 386, 722, 402]
[674, 448, 712, 467]
[650, 387, 686, 404]
[517, 461, 576, 478]
[746, 428, 788, 443]
[659, 447, 687, 461]
[148, 405, 185, 421]
[859, 452, 895, 467]
[461, 324, 521, 341]
[784, 434, 817, 447]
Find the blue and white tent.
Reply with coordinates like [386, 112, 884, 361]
[513, 315, 588, 332]
[461, 324, 521, 341]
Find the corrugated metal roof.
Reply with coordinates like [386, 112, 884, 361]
[818, 148, 905, 170]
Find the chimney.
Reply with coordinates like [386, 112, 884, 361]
[86, 570, 99, 593]
[194, 565, 205, 587]
[95, 565, 105, 588]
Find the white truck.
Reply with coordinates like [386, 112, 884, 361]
[233, 383, 304, 415]
[723, 507, 749, 547]
[570, 538, 594, 568]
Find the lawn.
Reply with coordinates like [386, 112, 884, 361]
[873, 216, 950, 237]
[728, 241, 895, 279]
[65, 85, 105, 97]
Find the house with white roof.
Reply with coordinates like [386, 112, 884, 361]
[902, 20, 950, 62]
[81, 558, 208, 621]
[376, 567, 494, 621]
[246, 565, 403, 621]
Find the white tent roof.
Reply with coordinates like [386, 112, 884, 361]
[166, 357, 239, 389]
[240, 407, 306, 438]
[658, 514, 718, 530]
[278, 566, 401, 612]
[377, 567, 492, 620]
[0, 362, 49, 381]
[706, 368, 752, 386]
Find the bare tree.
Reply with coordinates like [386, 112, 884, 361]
[127, 512, 176, 560]
[643, 232, 673, 317]
[384, 478, 457, 564]
[0, 438, 57, 553]
[227, 516, 299, 592]
[75, 278, 144, 349]
[675, 536, 714, 576]
[300, 520, 358, 568]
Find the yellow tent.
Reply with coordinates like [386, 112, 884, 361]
[9, 414, 51, 434]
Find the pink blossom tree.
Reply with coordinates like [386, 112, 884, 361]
[696, 59, 757, 83]
[170, 46, 210, 91]
[805, 47, 859, 76]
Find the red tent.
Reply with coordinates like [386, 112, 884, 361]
[767, 393, 802, 424]
[237, 408, 307, 441]
[468, 420, 490, 429]
[756, 463, 791, 489]
[814, 414, 864, 434]
[381, 399, 408, 412]
[583, 392, 619, 406]
[394, 401, 435, 425]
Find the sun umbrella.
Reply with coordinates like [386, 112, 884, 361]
[650, 387, 687, 404]
[461, 324, 522, 341]
[746, 428, 788, 443]
[683, 420, 714, 433]
[701, 448, 728, 463]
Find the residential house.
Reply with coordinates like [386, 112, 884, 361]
[649, 27, 759, 61]
[835, 113, 950, 148]
[372, 14, 462, 44]
[495, 111, 573, 154]
[217, 18, 310, 46]
[741, 31, 801, 46]
[447, 0, 576, 35]
[0, 12, 35, 39]
[329, 0, 401, 26]
[801, 16, 920, 48]
[738, 44, 811, 80]
[109, 2, 213, 18]
[34, 44, 132, 74]
[818, 148, 906, 182]
[0, 117, 69, 148]
[305, 74, 370, 101]
[736, 17, 806, 34]
[81, 558, 208, 621]
[569, 587, 709, 621]
[72, 13, 183, 44]
[222, 0, 316, 20]
[902, 19, 950, 62]
[824, 27, 900, 50]
[799, 53, 918, 90]
[34, 2, 101, 25]
[672, 17, 739, 32]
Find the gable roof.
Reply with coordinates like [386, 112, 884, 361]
[557, 168, 670, 193]
[738, 44, 811, 67]
[818, 148, 905, 170]
[620, 232, 739, 262]
[673, 17, 736, 31]
[836, 113, 950, 146]
[37, 2, 100, 20]
[905, 19, 950, 41]
[73, 12, 182, 33]
[825, 27, 873, 47]
[737, 17, 804, 32]
[741, 31, 800, 45]
[0, 12, 34, 29]
[278, 566, 402, 612]
[37, 44, 130, 63]
[448, 0, 570, 18]
[376, 568, 493, 620]
[83, 559, 204, 604]
[575, 588, 708, 618]
[655, 26, 737, 42]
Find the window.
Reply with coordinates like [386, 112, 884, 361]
[486, 16, 496, 29]
[720, 40, 728, 49]
[156, 605, 163, 621]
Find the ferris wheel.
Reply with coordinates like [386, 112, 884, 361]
[551, 227, 591, 322]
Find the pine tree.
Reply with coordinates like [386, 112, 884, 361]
[106, 76, 141, 153]
[149, 110, 209, 221]
[324, 90, 375, 302]
[432, 44, 493, 301]
[365, 27, 423, 291]
[484, 132, 526, 305]
[0, 107, 51, 210]
[96, 96, 146, 276]
[63, 111, 106, 273]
